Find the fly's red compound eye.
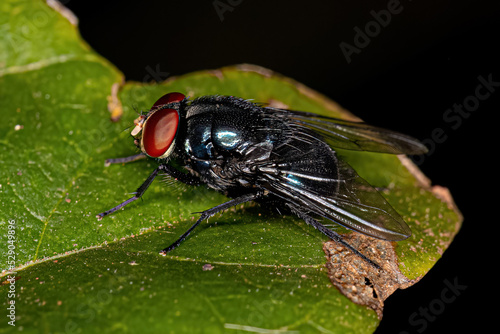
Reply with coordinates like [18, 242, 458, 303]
[142, 108, 180, 158]
[151, 92, 185, 108]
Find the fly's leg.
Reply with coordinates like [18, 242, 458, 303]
[96, 165, 165, 220]
[105, 153, 146, 166]
[160, 193, 260, 255]
[97, 162, 202, 220]
[161, 164, 201, 186]
[287, 204, 381, 270]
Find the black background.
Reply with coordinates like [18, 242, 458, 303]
[62, 0, 499, 332]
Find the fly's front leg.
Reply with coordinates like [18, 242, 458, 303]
[161, 164, 201, 186]
[105, 153, 146, 166]
[97, 165, 166, 220]
[97, 164, 201, 220]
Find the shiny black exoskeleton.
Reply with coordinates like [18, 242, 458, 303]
[98, 93, 428, 269]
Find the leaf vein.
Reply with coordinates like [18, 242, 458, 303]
[0, 53, 106, 77]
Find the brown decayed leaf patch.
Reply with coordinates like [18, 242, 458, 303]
[324, 234, 418, 319]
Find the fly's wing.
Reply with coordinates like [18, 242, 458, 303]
[249, 111, 412, 241]
[259, 148, 411, 241]
[266, 108, 428, 155]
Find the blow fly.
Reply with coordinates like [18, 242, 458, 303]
[97, 93, 427, 268]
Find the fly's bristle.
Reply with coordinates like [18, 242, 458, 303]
[161, 174, 188, 192]
[322, 223, 338, 231]
[131, 105, 141, 115]
[122, 125, 133, 134]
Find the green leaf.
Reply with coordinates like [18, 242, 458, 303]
[0, 1, 462, 333]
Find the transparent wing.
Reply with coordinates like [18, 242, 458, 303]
[245, 106, 416, 240]
[267, 108, 428, 155]
[260, 158, 411, 241]
[248, 111, 412, 240]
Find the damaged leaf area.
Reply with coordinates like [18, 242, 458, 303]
[325, 236, 413, 319]
[0, 0, 462, 333]
[322, 162, 462, 317]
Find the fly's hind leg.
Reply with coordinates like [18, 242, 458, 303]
[287, 204, 381, 270]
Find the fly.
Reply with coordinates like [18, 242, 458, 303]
[97, 93, 428, 269]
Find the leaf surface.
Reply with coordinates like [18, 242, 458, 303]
[0, 1, 462, 333]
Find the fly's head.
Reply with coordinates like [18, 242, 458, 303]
[131, 92, 186, 160]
